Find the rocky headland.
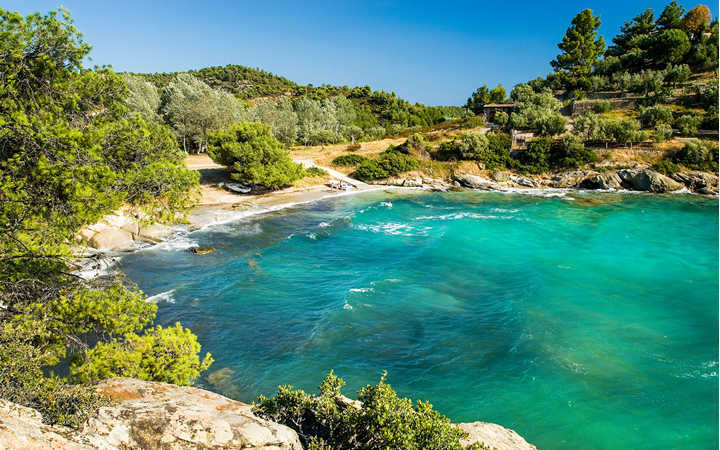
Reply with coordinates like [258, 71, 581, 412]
[0, 378, 536, 450]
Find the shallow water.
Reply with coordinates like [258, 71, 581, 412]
[120, 190, 718, 449]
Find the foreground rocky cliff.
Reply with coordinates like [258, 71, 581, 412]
[0, 378, 535, 449]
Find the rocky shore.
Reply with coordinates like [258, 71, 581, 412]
[375, 167, 718, 195]
[0, 378, 536, 450]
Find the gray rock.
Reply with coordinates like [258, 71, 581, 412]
[89, 229, 135, 252]
[618, 169, 684, 192]
[579, 172, 623, 190]
[457, 421, 537, 450]
[672, 171, 719, 192]
[453, 173, 500, 190]
[552, 170, 591, 188]
[510, 175, 538, 187]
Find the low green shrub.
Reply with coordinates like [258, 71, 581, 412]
[592, 100, 612, 113]
[515, 137, 552, 174]
[346, 143, 362, 151]
[675, 114, 702, 136]
[653, 123, 673, 143]
[306, 167, 328, 177]
[549, 136, 597, 169]
[254, 371, 485, 450]
[352, 152, 419, 181]
[638, 105, 672, 128]
[652, 159, 681, 175]
[672, 139, 719, 171]
[332, 154, 368, 166]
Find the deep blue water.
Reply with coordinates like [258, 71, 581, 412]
[119, 190, 719, 449]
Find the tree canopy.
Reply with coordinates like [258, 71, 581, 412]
[551, 9, 606, 91]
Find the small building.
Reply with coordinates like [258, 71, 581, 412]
[483, 103, 516, 121]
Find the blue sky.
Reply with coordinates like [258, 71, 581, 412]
[8, 1, 718, 105]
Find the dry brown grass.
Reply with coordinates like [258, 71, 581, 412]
[289, 137, 407, 167]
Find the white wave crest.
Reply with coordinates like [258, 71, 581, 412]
[152, 235, 198, 251]
[414, 212, 509, 221]
[146, 289, 176, 304]
[349, 287, 374, 293]
[356, 222, 432, 237]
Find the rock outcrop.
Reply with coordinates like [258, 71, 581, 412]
[617, 169, 685, 193]
[672, 171, 719, 195]
[457, 421, 537, 450]
[78, 209, 177, 251]
[453, 173, 501, 190]
[0, 378, 302, 450]
[578, 172, 623, 190]
[0, 377, 538, 450]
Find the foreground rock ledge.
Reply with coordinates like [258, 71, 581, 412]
[0, 378, 536, 449]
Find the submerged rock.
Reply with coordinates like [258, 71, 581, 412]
[190, 246, 215, 254]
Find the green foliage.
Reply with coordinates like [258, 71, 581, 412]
[549, 135, 597, 168]
[465, 84, 506, 114]
[0, 322, 112, 427]
[159, 73, 247, 152]
[551, 9, 605, 91]
[352, 152, 419, 181]
[493, 110, 509, 126]
[207, 122, 305, 186]
[0, 7, 209, 426]
[652, 159, 681, 175]
[592, 100, 612, 113]
[254, 371, 479, 450]
[71, 323, 213, 386]
[305, 167, 328, 177]
[675, 114, 702, 136]
[516, 137, 552, 173]
[509, 85, 566, 136]
[124, 74, 162, 122]
[332, 154, 368, 166]
[672, 139, 719, 171]
[638, 105, 673, 128]
[653, 123, 673, 142]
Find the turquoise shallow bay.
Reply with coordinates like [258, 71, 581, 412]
[119, 191, 718, 449]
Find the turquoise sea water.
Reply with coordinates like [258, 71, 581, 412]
[119, 190, 718, 449]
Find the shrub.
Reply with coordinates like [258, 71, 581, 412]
[346, 143, 362, 151]
[515, 137, 552, 173]
[652, 159, 681, 175]
[653, 124, 673, 143]
[378, 151, 419, 174]
[332, 154, 368, 166]
[675, 114, 702, 136]
[493, 111, 509, 126]
[305, 167, 328, 177]
[352, 152, 419, 181]
[254, 371, 481, 450]
[592, 100, 612, 113]
[208, 122, 305, 187]
[550, 135, 597, 169]
[308, 130, 344, 145]
[673, 140, 719, 171]
[533, 112, 567, 136]
[353, 161, 389, 181]
[638, 105, 672, 128]
[71, 323, 213, 386]
[460, 115, 486, 128]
